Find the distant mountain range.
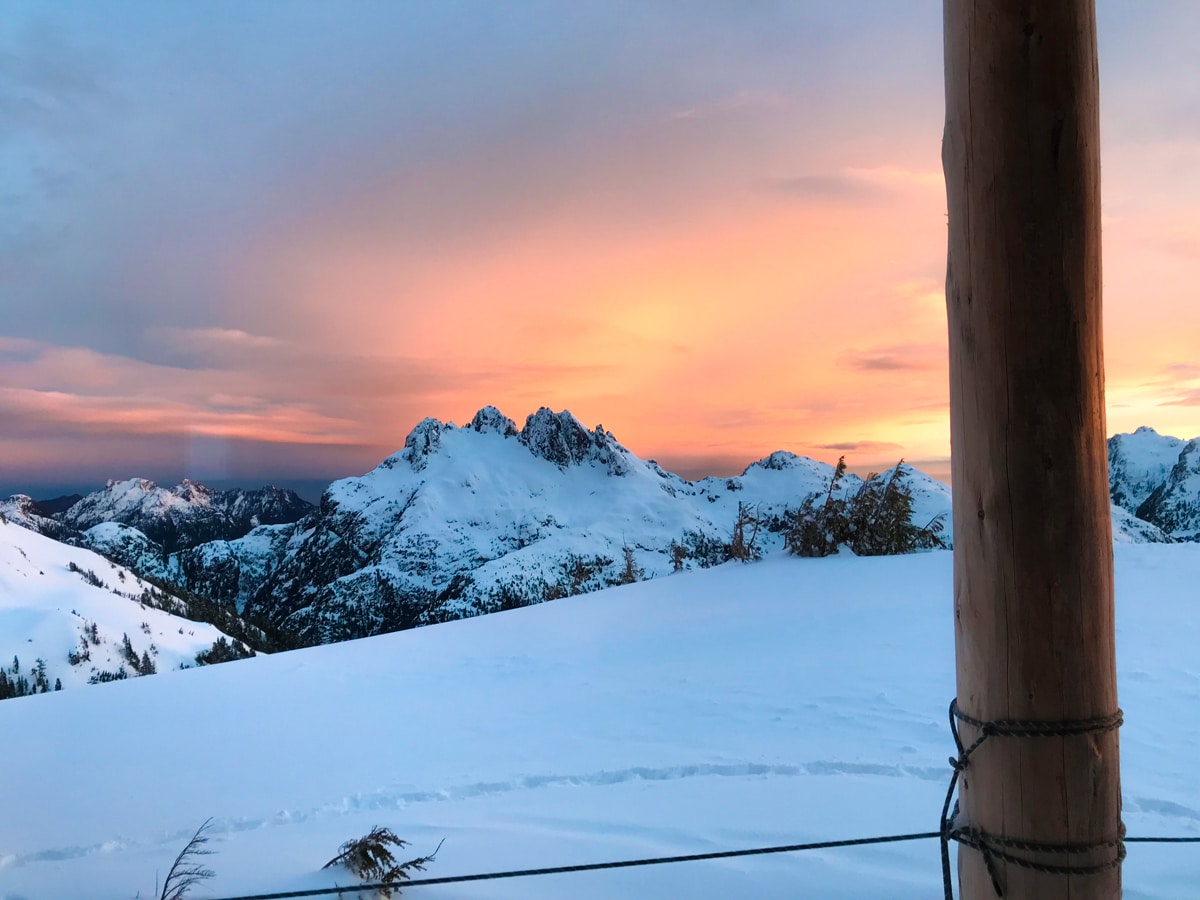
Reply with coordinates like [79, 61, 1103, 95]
[58, 479, 314, 554]
[2, 410, 1193, 648]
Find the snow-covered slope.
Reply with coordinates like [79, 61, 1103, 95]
[244, 407, 952, 642]
[59, 478, 312, 554]
[1, 545, 1197, 899]
[1109, 427, 1187, 513]
[1112, 504, 1173, 543]
[0, 517, 246, 695]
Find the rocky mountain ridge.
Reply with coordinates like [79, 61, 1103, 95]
[235, 406, 958, 642]
[3, 412, 1191, 648]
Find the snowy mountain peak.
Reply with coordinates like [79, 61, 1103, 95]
[1108, 427, 1186, 513]
[234, 409, 959, 643]
[517, 407, 631, 474]
[172, 479, 218, 505]
[7, 413, 1187, 654]
[470, 405, 519, 437]
[403, 417, 452, 469]
[744, 450, 806, 473]
[105, 476, 155, 493]
[518, 407, 595, 467]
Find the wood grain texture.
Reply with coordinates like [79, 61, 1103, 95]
[942, 1, 1120, 897]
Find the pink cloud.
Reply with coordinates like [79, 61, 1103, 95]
[0, 387, 361, 444]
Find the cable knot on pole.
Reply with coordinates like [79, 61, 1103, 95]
[939, 698, 1124, 900]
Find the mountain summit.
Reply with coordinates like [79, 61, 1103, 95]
[235, 406, 952, 643]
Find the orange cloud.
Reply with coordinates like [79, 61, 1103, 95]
[7, 91, 1198, 489]
[0, 387, 361, 445]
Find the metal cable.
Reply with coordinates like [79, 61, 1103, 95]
[209, 831, 941, 899]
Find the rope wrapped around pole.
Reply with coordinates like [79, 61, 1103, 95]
[939, 698, 1125, 899]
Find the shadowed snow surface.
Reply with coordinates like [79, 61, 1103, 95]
[1, 544, 1198, 898]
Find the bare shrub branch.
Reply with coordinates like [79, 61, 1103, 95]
[160, 818, 216, 900]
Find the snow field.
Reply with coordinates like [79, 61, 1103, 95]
[0, 544, 1198, 898]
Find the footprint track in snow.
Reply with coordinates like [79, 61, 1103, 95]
[0, 759, 937, 869]
[323, 759, 951, 814]
[7, 762, 1196, 869]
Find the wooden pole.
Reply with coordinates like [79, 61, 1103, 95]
[942, 1, 1120, 898]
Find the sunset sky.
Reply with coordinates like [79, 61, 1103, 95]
[2, 2, 1199, 498]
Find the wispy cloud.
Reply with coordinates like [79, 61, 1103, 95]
[150, 325, 284, 356]
[1157, 389, 1200, 407]
[766, 165, 943, 207]
[0, 333, 643, 460]
[814, 440, 903, 453]
[840, 343, 946, 372]
[0, 386, 362, 444]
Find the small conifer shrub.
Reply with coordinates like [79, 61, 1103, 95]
[323, 826, 441, 898]
[784, 458, 946, 557]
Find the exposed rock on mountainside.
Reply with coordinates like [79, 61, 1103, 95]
[80, 522, 171, 580]
[1106, 427, 1200, 541]
[172, 524, 296, 612]
[1137, 438, 1200, 542]
[471, 405, 519, 437]
[517, 407, 633, 474]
